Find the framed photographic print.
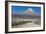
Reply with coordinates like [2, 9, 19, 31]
[5, 1, 45, 33]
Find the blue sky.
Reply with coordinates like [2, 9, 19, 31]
[12, 6, 41, 16]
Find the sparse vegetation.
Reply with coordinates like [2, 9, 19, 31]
[12, 21, 32, 26]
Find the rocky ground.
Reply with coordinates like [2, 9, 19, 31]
[12, 22, 41, 28]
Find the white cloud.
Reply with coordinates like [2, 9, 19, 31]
[23, 8, 36, 16]
[24, 8, 33, 13]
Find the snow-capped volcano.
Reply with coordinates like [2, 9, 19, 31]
[23, 8, 36, 16]
[12, 8, 40, 19]
[12, 8, 36, 16]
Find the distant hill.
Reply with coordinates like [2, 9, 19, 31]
[12, 14, 40, 19]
